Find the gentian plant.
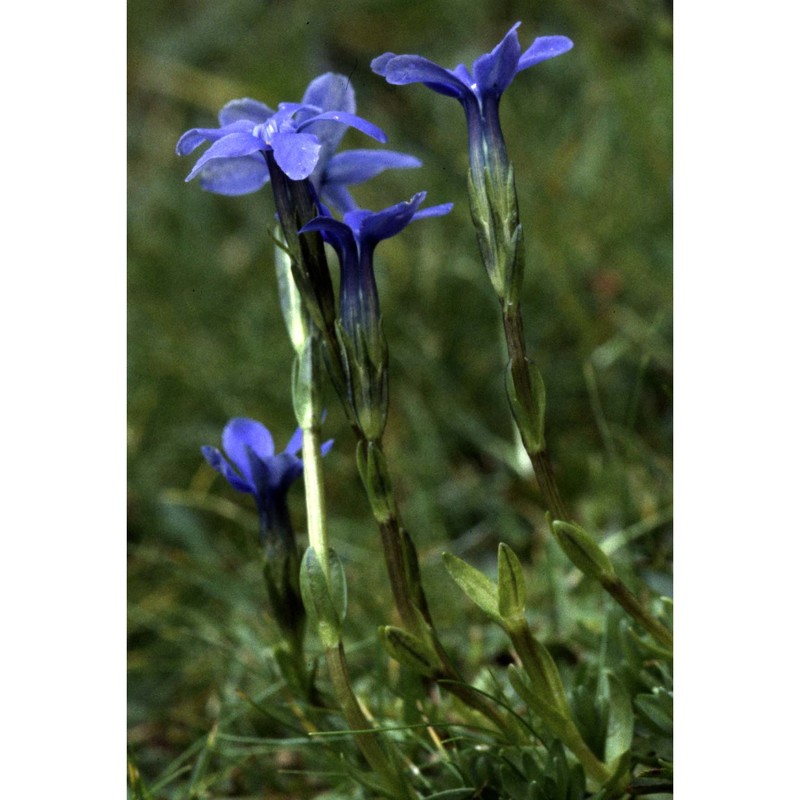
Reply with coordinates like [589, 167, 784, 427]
[158, 20, 673, 800]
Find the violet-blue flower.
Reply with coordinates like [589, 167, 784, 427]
[176, 73, 420, 212]
[300, 193, 452, 439]
[202, 417, 332, 544]
[372, 23, 572, 176]
[302, 192, 452, 342]
[372, 24, 572, 306]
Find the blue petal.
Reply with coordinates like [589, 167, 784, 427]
[411, 202, 454, 221]
[356, 192, 427, 246]
[270, 131, 322, 180]
[218, 98, 273, 126]
[176, 120, 254, 156]
[472, 23, 522, 98]
[284, 426, 303, 456]
[302, 73, 356, 116]
[372, 54, 469, 100]
[517, 35, 574, 71]
[298, 111, 387, 144]
[370, 52, 397, 76]
[452, 63, 473, 85]
[198, 154, 269, 195]
[222, 418, 275, 484]
[321, 439, 334, 457]
[301, 215, 358, 266]
[320, 183, 358, 214]
[273, 452, 304, 492]
[299, 73, 359, 172]
[324, 150, 421, 186]
[251, 451, 303, 496]
[201, 445, 253, 494]
[185, 132, 264, 182]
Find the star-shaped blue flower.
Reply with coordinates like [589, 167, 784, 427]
[372, 23, 572, 176]
[202, 417, 332, 543]
[372, 22, 572, 113]
[177, 73, 421, 212]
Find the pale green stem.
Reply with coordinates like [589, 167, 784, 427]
[301, 422, 328, 577]
[297, 348, 415, 798]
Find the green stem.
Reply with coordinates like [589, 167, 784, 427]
[558, 718, 613, 787]
[377, 517, 425, 630]
[298, 372, 414, 799]
[301, 422, 328, 578]
[501, 307, 570, 521]
[324, 642, 416, 800]
[363, 435, 520, 740]
[507, 623, 611, 784]
[600, 576, 674, 651]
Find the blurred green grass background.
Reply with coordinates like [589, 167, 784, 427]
[128, 0, 672, 794]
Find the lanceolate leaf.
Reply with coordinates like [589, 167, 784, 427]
[442, 552, 500, 623]
[497, 543, 526, 620]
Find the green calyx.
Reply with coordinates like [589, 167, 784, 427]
[336, 319, 389, 442]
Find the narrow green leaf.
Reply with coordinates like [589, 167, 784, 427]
[359, 440, 396, 523]
[635, 689, 673, 736]
[299, 547, 341, 648]
[507, 664, 568, 735]
[273, 225, 308, 354]
[550, 519, 615, 580]
[508, 625, 571, 718]
[603, 673, 634, 773]
[423, 789, 478, 800]
[291, 340, 318, 429]
[379, 626, 438, 677]
[327, 547, 348, 626]
[505, 359, 546, 454]
[442, 552, 500, 623]
[497, 543, 526, 620]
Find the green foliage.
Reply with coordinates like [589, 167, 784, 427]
[128, 0, 672, 796]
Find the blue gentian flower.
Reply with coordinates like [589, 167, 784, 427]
[372, 24, 572, 305]
[177, 73, 420, 212]
[302, 192, 452, 343]
[372, 23, 572, 176]
[202, 417, 332, 544]
[301, 193, 451, 438]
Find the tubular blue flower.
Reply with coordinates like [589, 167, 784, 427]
[202, 417, 332, 545]
[176, 73, 421, 212]
[300, 193, 452, 439]
[302, 192, 452, 345]
[372, 24, 572, 305]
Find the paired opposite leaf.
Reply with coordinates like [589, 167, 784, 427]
[505, 360, 547, 454]
[274, 225, 309, 354]
[299, 546, 347, 648]
[549, 518, 615, 581]
[442, 552, 501, 623]
[603, 673, 634, 774]
[356, 440, 397, 523]
[497, 543, 526, 620]
[379, 625, 438, 676]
